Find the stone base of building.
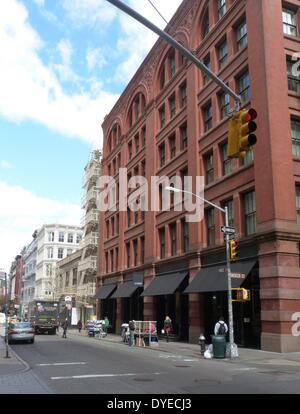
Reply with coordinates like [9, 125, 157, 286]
[261, 332, 300, 353]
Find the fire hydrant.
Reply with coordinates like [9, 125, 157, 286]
[199, 334, 206, 355]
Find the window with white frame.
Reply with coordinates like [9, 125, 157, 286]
[47, 248, 53, 259]
[217, 0, 226, 19]
[58, 248, 64, 259]
[219, 92, 230, 119]
[218, 40, 228, 69]
[203, 103, 213, 132]
[58, 232, 65, 242]
[292, 119, 300, 156]
[296, 186, 300, 227]
[236, 20, 248, 50]
[287, 58, 300, 93]
[48, 232, 54, 242]
[206, 209, 215, 246]
[68, 233, 73, 243]
[221, 143, 232, 175]
[244, 191, 256, 235]
[238, 71, 250, 103]
[283, 8, 297, 37]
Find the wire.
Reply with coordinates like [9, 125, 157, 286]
[146, 0, 168, 25]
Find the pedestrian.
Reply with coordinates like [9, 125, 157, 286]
[128, 320, 135, 346]
[56, 320, 60, 334]
[103, 316, 109, 334]
[214, 316, 228, 336]
[77, 319, 82, 333]
[62, 318, 68, 339]
[164, 316, 172, 343]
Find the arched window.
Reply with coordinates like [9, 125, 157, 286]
[128, 92, 146, 128]
[108, 123, 122, 151]
[202, 9, 209, 39]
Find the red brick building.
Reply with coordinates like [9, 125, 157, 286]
[98, 0, 300, 352]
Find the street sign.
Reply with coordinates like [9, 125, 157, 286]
[221, 226, 236, 235]
[230, 273, 246, 279]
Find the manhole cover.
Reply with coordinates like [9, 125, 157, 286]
[174, 365, 191, 368]
[133, 377, 154, 382]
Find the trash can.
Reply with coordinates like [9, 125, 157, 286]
[211, 335, 226, 358]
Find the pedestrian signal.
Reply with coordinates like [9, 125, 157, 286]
[232, 288, 250, 302]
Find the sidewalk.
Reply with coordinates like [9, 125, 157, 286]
[0, 337, 29, 376]
[67, 329, 300, 365]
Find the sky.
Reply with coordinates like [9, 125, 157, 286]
[0, 0, 183, 273]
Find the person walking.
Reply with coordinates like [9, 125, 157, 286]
[103, 316, 109, 334]
[164, 316, 172, 343]
[62, 318, 68, 339]
[56, 320, 60, 334]
[214, 316, 228, 336]
[77, 320, 82, 333]
[128, 320, 135, 346]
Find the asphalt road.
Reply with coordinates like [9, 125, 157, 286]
[8, 333, 300, 394]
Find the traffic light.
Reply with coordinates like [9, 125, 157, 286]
[227, 108, 257, 158]
[227, 112, 240, 158]
[229, 239, 238, 262]
[238, 108, 257, 158]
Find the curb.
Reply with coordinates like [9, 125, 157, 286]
[0, 336, 31, 376]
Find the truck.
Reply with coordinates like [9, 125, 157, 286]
[28, 300, 59, 334]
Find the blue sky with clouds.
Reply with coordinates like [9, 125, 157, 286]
[0, 0, 183, 273]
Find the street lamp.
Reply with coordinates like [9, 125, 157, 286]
[165, 186, 238, 358]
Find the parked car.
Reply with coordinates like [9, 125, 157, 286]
[8, 322, 35, 344]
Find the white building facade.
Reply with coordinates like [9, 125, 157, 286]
[35, 224, 83, 301]
[22, 230, 38, 316]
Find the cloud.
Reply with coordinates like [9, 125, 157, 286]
[113, 0, 184, 83]
[33, 0, 45, 7]
[0, 160, 12, 169]
[0, 180, 82, 273]
[86, 47, 107, 72]
[0, 0, 119, 146]
[61, 0, 117, 28]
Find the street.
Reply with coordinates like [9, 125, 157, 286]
[2, 330, 300, 394]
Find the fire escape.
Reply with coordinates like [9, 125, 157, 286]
[77, 150, 101, 311]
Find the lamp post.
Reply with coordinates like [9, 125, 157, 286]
[165, 186, 237, 358]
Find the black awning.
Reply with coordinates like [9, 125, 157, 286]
[141, 272, 188, 297]
[184, 260, 256, 294]
[110, 281, 140, 299]
[94, 284, 116, 299]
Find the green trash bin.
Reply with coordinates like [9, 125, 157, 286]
[211, 335, 226, 358]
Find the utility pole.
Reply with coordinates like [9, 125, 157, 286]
[105, 0, 241, 109]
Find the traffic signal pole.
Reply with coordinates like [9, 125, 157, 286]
[224, 207, 236, 358]
[105, 0, 241, 107]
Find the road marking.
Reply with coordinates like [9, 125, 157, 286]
[51, 372, 162, 380]
[38, 362, 86, 366]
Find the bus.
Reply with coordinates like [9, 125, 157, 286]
[28, 300, 59, 334]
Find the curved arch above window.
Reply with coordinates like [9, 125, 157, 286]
[127, 91, 147, 129]
[107, 122, 122, 153]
